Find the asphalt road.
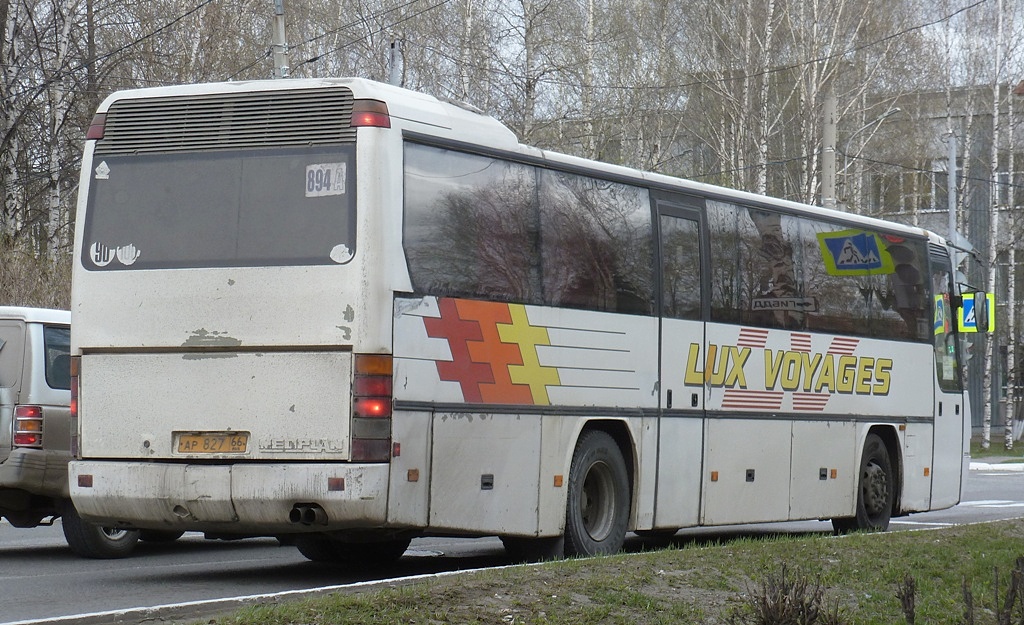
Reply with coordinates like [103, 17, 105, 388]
[0, 468, 1021, 625]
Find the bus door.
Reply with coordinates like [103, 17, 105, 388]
[653, 194, 707, 529]
[929, 252, 968, 508]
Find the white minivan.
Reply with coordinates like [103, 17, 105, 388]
[0, 306, 180, 557]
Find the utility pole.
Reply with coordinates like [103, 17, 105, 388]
[821, 92, 837, 208]
[944, 133, 957, 245]
[389, 40, 404, 87]
[272, 0, 290, 78]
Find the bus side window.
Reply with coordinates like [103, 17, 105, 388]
[659, 215, 701, 320]
[538, 169, 653, 315]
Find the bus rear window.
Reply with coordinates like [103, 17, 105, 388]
[82, 146, 356, 270]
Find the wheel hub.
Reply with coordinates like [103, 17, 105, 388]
[581, 461, 615, 541]
[863, 462, 889, 516]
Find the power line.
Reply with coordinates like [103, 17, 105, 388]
[402, 0, 991, 93]
[0, 0, 1011, 207]
[225, 49, 273, 81]
[3, 0, 220, 101]
[291, 0, 452, 73]
[226, 0, 450, 80]
[293, 0, 427, 51]
[848, 153, 1024, 192]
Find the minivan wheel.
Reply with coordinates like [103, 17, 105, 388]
[61, 500, 141, 559]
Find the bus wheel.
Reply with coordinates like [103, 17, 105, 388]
[634, 528, 680, 549]
[293, 535, 338, 562]
[564, 430, 630, 557]
[294, 534, 411, 566]
[139, 529, 185, 542]
[61, 500, 141, 559]
[832, 433, 893, 533]
[500, 536, 563, 562]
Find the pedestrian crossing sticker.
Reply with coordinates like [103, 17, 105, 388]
[816, 229, 895, 276]
[933, 294, 950, 335]
[958, 293, 995, 333]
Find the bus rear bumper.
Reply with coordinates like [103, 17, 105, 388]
[68, 460, 390, 534]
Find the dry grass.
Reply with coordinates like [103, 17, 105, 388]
[204, 519, 1024, 625]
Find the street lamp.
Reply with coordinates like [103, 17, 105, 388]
[839, 107, 901, 203]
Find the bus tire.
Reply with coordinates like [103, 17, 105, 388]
[139, 529, 185, 542]
[61, 501, 141, 559]
[634, 528, 680, 548]
[294, 534, 411, 566]
[500, 536, 563, 562]
[832, 433, 893, 533]
[293, 535, 339, 562]
[293, 535, 335, 562]
[563, 430, 630, 557]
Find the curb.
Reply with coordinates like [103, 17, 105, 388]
[969, 462, 1024, 472]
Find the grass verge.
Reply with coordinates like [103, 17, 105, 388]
[971, 436, 1024, 461]
[206, 519, 1024, 625]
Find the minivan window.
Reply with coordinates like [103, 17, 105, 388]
[43, 325, 71, 390]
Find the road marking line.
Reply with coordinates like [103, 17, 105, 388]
[959, 500, 1024, 508]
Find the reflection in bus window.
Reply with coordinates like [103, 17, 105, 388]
[707, 200, 929, 341]
[707, 200, 807, 330]
[538, 169, 652, 314]
[660, 215, 701, 320]
[404, 147, 540, 303]
[404, 143, 654, 314]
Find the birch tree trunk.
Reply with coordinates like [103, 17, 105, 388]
[458, 0, 473, 99]
[580, 0, 594, 159]
[981, 0, 1004, 450]
[754, 0, 776, 195]
[1008, 241, 1016, 450]
[45, 0, 78, 260]
[1005, 73, 1017, 450]
[1, 0, 18, 239]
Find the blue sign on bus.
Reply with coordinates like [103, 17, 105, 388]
[958, 293, 995, 333]
[816, 230, 894, 276]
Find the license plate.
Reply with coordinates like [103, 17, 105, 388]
[176, 432, 249, 454]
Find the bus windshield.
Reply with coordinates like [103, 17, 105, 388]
[81, 145, 357, 271]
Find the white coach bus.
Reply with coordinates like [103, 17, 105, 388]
[69, 78, 975, 562]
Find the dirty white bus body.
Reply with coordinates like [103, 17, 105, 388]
[70, 78, 973, 562]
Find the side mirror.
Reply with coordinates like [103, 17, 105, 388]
[973, 291, 989, 333]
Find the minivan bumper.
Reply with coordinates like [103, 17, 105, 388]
[0, 448, 71, 499]
[68, 460, 390, 534]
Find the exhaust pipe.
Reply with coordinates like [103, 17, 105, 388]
[302, 505, 328, 526]
[289, 503, 328, 526]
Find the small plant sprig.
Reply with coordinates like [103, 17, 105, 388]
[728, 563, 847, 625]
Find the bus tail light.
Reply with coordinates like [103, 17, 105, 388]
[351, 354, 393, 462]
[13, 406, 43, 448]
[70, 356, 80, 456]
[86, 113, 106, 139]
[350, 99, 391, 128]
